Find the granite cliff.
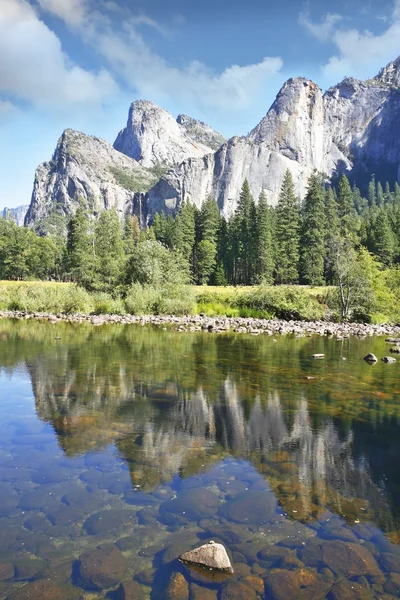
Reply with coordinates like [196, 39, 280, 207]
[1, 206, 29, 226]
[26, 56, 400, 228]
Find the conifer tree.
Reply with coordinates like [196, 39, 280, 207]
[368, 175, 376, 208]
[337, 174, 357, 238]
[123, 215, 140, 257]
[66, 206, 94, 286]
[275, 170, 300, 284]
[255, 190, 274, 284]
[300, 173, 326, 285]
[93, 210, 125, 292]
[233, 180, 257, 284]
[376, 182, 384, 207]
[175, 199, 196, 269]
[196, 197, 220, 284]
[372, 210, 396, 266]
[323, 187, 340, 284]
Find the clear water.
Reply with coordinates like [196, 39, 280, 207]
[1, 319, 400, 599]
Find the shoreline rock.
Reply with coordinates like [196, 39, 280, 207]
[0, 310, 399, 338]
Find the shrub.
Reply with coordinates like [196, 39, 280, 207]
[124, 283, 194, 315]
[235, 286, 326, 321]
[92, 292, 126, 315]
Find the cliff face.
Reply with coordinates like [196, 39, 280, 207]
[25, 129, 155, 230]
[27, 56, 400, 228]
[113, 100, 225, 169]
[1, 206, 29, 226]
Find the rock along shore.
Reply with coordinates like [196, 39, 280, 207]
[1, 310, 400, 337]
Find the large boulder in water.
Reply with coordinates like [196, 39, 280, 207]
[179, 541, 234, 573]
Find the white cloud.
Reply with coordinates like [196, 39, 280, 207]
[0, 0, 117, 108]
[34, 0, 283, 111]
[35, 0, 86, 28]
[300, 0, 400, 82]
[299, 12, 343, 42]
[0, 100, 19, 116]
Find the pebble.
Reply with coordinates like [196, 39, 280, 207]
[1, 311, 400, 337]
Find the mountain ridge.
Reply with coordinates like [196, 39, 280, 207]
[25, 55, 400, 229]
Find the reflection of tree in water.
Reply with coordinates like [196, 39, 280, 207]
[0, 318, 397, 529]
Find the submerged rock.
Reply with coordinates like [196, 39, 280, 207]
[159, 488, 220, 522]
[218, 490, 276, 525]
[77, 546, 127, 590]
[179, 541, 234, 573]
[165, 572, 189, 600]
[382, 356, 397, 363]
[363, 353, 378, 363]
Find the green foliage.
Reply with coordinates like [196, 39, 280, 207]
[92, 292, 126, 315]
[196, 239, 217, 285]
[124, 283, 194, 315]
[275, 170, 300, 284]
[236, 286, 325, 321]
[0, 283, 94, 314]
[109, 166, 152, 192]
[126, 240, 190, 287]
[255, 191, 274, 285]
[92, 209, 125, 293]
[301, 173, 326, 285]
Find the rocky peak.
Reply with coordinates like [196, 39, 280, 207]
[1, 206, 29, 226]
[113, 100, 217, 169]
[176, 114, 226, 150]
[25, 129, 155, 232]
[374, 56, 400, 88]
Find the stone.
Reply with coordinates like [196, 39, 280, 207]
[330, 579, 373, 600]
[77, 546, 128, 590]
[221, 580, 256, 600]
[243, 574, 264, 594]
[134, 567, 156, 586]
[382, 356, 396, 363]
[264, 569, 300, 600]
[6, 580, 81, 600]
[114, 580, 144, 599]
[189, 583, 218, 600]
[159, 488, 220, 522]
[381, 552, 400, 573]
[218, 490, 276, 525]
[384, 572, 400, 595]
[83, 509, 136, 535]
[363, 353, 378, 363]
[299, 540, 382, 578]
[165, 572, 189, 600]
[0, 563, 14, 581]
[179, 541, 234, 575]
[14, 559, 48, 581]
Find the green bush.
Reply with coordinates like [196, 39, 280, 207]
[124, 283, 194, 315]
[92, 292, 126, 315]
[235, 286, 326, 321]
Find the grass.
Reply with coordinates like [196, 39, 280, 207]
[0, 281, 330, 321]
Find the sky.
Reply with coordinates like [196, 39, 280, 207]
[0, 0, 400, 208]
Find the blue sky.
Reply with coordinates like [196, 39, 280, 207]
[1, 0, 400, 208]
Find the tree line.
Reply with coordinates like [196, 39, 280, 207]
[1, 169, 400, 295]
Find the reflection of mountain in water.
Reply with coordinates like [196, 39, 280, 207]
[29, 357, 392, 529]
[0, 319, 396, 529]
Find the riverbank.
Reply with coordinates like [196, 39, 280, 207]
[1, 310, 399, 337]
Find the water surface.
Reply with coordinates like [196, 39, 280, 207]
[1, 319, 400, 599]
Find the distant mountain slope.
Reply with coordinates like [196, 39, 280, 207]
[1, 206, 29, 226]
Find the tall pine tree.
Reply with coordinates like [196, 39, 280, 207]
[275, 170, 300, 284]
[300, 173, 326, 285]
[255, 190, 274, 284]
